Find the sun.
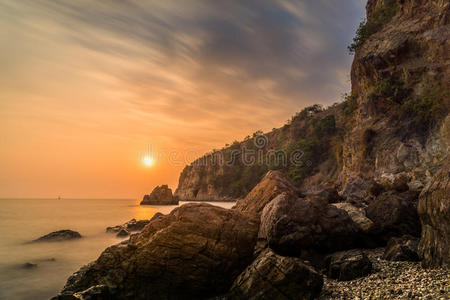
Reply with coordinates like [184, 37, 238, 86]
[143, 156, 154, 167]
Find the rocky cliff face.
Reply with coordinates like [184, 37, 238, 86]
[340, 0, 450, 201]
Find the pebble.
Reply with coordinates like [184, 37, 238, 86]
[319, 248, 450, 300]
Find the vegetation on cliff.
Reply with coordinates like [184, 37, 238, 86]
[348, 0, 398, 53]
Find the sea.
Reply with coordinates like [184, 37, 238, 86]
[0, 198, 234, 300]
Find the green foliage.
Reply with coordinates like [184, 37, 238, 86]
[348, 0, 398, 54]
[342, 93, 358, 116]
[314, 115, 336, 138]
[291, 104, 324, 123]
[401, 87, 449, 127]
[370, 77, 410, 104]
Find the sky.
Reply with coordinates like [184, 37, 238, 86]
[0, 0, 366, 199]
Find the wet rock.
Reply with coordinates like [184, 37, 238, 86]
[106, 218, 152, 234]
[140, 184, 178, 205]
[116, 228, 129, 238]
[234, 170, 303, 216]
[148, 212, 164, 222]
[229, 249, 323, 300]
[22, 262, 37, 269]
[383, 235, 419, 262]
[324, 249, 372, 281]
[259, 193, 360, 256]
[418, 162, 450, 268]
[54, 203, 259, 299]
[366, 190, 420, 241]
[32, 230, 82, 242]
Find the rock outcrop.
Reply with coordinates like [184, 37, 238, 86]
[259, 193, 360, 256]
[366, 190, 421, 241]
[418, 161, 449, 268]
[229, 249, 323, 300]
[324, 249, 372, 281]
[234, 170, 302, 216]
[140, 184, 178, 205]
[32, 230, 82, 242]
[54, 204, 259, 299]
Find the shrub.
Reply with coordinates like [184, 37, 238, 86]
[401, 87, 449, 127]
[348, 0, 398, 54]
[370, 77, 410, 104]
[342, 93, 358, 116]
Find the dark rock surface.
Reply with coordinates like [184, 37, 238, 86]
[116, 228, 129, 238]
[418, 162, 449, 268]
[259, 193, 360, 256]
[383, 235, 419, 262]
[324, 249, 372, 281]
[54, 203, 259, 300]
[22, 262, 37, 269]
[229, 249, 323, 300]
[32, 230, 82, 243]
[140, 184, 178, 205]
[366, 190, 421, 241]
[106, 218, 152, 234]
[234, 170, 303, 216]
[305, 187, 343, 204]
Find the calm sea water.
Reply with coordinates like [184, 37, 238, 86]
[0, 198, 234, 300]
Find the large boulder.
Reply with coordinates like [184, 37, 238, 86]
[234, 170, 302, 216]
[259, 193, 360, 256]
[366, 190, 421, 241]
[383, 235, 419, 262]
[140, 184, 178, 205]
[418, 162, 450, 268]
[229, 249, 323, 300]
[54, 204, 259, 300]
[32, 230, 82, 243]
[324, 249, 372, 281]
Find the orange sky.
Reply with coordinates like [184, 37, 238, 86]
[0, 1, 365, 199]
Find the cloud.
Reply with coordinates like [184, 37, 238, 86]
[0, 0, 366, 197]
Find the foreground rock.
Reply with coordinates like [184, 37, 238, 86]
[229, 249, 323, 300]
[324, 249, 372, 281]
[54, 203, 259, 299]
[383, 235, 419, 262]
[418, 162, 450, 268]
[319, 248, 450, 300]
[140, 184, 178, 205]
[234, 170, 302, 216]
[259, 193, 359, 256]
[32, 230, 82, 242]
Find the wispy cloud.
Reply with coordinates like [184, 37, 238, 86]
[0, 0, 366, 197]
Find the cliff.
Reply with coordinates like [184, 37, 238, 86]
[341, 0, 450, 201]
[175, 104, 347, 201]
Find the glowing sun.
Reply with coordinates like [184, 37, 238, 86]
[143, 156, 154, 167]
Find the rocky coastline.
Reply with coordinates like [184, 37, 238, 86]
[53, 0, 449, 299]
